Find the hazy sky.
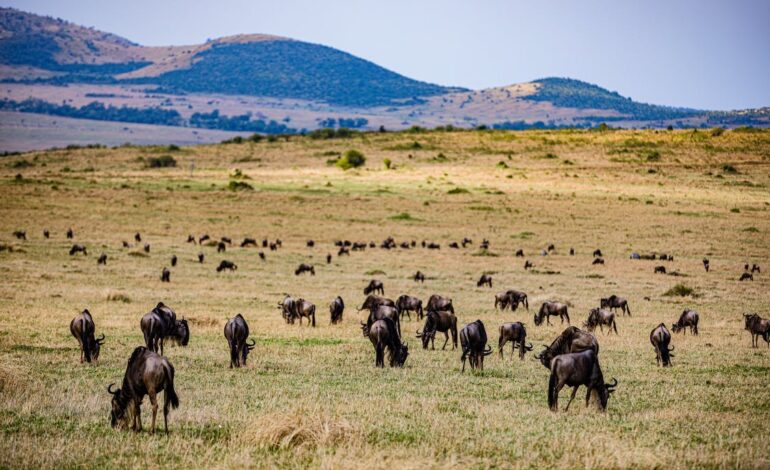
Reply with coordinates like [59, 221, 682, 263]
[3, 0, 769, 110]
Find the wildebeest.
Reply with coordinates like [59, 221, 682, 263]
[160, 267, 170, 283]
[171, 255, 177, 267]
[338, 246, 350, 256]
[107, 346, 179, 434]
[221, 237, 232, 245]
[69, 244, 87, 256]
[413, 271, 425, 283]
[140, 302, 190, 355]
[426, 294, 454, 314]
[548, 349, 617, 412]
[461, 237, 472, 247]
[295, 263, 315, 276]
[703, 258, 710, 272]
[278, 295, 297, 323]
[362, 303, 401, 336]
[495, 289, 529, 311]
[593, 249, 603, 257]
[326, 253, 332, 264]
[396, 295, 423, 320]
[364, 279, 384, 295]
[216, 260, 237, 272]
[654, 265, 666, 274]
[13, 230, 26, 240]
[524, 260, 533, 270]
[217, 241, 226, 253]
[480, 239, 490, 250]
[536, 326, 599, 369]
[198, 253, 204, 263]
[70, 309, 104, 364]
[358, 294, 396, 314]
[672, 309, 699, 335]
[427, 242, 440, 250]
[241, 238, 257, 247]
[477, 274, 493, 288]
[306, 240, 315, 247]
[223, 314, 255, 368]
[584, 308, 618, 335]
[498, 322, 533, 360]
[262, 239, 268, 248]
[269, 242, 278, 251]
[43, 229, 50, 238]
[743, 313, 770, 348]
[329, 296, 345, 324]
[739, 272, 753, 281]
[460, 320, 493, 372]
[547, 244, 555, 252]
[449, 242, 459, 249]
[600, 295, 631, 316]
[134, 233, 142, 243]
[569, 248, 575, 255]
[650, 323, 674, 367]
[122, 240, 130, 248]
[535, 302, 571, 326]
[293, 298, 316, 327]
[199, 234, 210, 244]
[751, 264, 761, 273]
[66, 228, 74, 239]
[515, 249, 524, 257]
[258, 251, 265, 260]
[592, 258, 605, 265]
[187, 234, 196, 244]
[368, 317, 408, 368]
[97, 253, 107, 265]
[143, 243, 150, 253]
[416, 310, 458, 350]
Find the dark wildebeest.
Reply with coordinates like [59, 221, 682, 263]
[584, 308, 618, 335]
[743, 313, 770, 348]
[426, 294, 454, 314]
[278, 295, 297, 324]
[223, 314, 255, 368]
[449, 242, 459, 249]
[751, 264, 761, 273]
[569, 248, 575, 256]
[198, 253, 204, 263]
[460, 320, 493, 372]
[221, 237, 232, 245]
[593, 249, 603, 257]
[739, 272, 753, 281]
[66, 228, 74, 239]
[477, 274, 493, 288]
[295, 263, 315, 276]
[97, 253, 107, 265]
[547, 244, 555, 252]
[368, 317, 408, 368]
[352, 242, 366, 251]
[326, 253, 332, 264]
[480, 239, 490, 250]
[536, 326, 599, 369]
[654, 265, 666, 274]
[650, 323, 674, 367]
[548, 349, 617, 412]
[160, 267, 170, 283]
[535, 302, 571, 326]
[199, 234, 210, 244]
[140, 303, 190, 355]
[143, 243, 150, 253]
[498, 322, 533, 360]
[364, 279, 384, 296]
[338, 246, 350, 256]
[600, 295, 631, 316]
[70, 309, 105, 364]
[171, 255, 177, 267]
[362, 304, 401, 338]
[359, 295, 396, 315]
[122, 240, 130, 248]
[293, 298, 316, 327]
[258, 251, 265, 260]
[69, 244, 87, 256]
[269, 242, 277, 251]
[107, 346, 179, 434]
[427, 242, 440, 250]
[414, 271, 425, 283]
[672, 309, 699, 335]
[217, 260, 237, 272]
[217, 241, 226, 253]
[494, 292, 511, 310]
[703, 258, 710, 272]
[592, 258, 605, 265]
[462, 237, 472, 247]
[416, 310, 458, 350]
[396, 295, 423, 320]
[241, 238, 257, 247]
[329, 296, 345, 324]
[515, 249, 524, 257]
[262, 239, 268, 248]
[43, 229, 50, 239]
[187, 234, 196, 244]
[524, 260, 533, 270]
[134, 233, 141, 243]
[496, 289, 528, 311]
[13, 230, 26, 240]
[306, 240, 315, 248]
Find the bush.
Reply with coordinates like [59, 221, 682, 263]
[336, 150, 366, 170]
[383, 158, 392, 169]
[663, 284, 695, 297]
[447, 187, 470, 195]
[146, 155, 177, 168]
[227, 181, 254, 191]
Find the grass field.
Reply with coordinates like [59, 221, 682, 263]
[0, 127, 769, 469]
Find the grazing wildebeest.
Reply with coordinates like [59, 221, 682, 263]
[326, 253, 332, 264]
[498, 322, 533, 360]
[535, 302, 571, 326]
[654, 265, 666, 274]
[739, 272, 753, 281]
[515, 249, 524, 257]
[536, 326, 599, 369]
[524, 260, 533, 270]
[427, 242, 440, 250]
[600, 295, 631, 316]
[66, 228, 74, 239]
[584, 308, 618, 335]
[217, 241, 226, 253]
[223, 314, 255, 368]
[369, 241, 376, 248]
[703, 258, 710, 272]
[143, 243, 150, 253]
[262, 239, 268, 248]
[650, 323, 674, 367]
[751, 264, 761, 273]
[13, 230, 26, 240]
[97, 253, 107, 265]
[368, 317, 408, 368]
[426, 294, 454, 314]
[269, 243, 277, 251]
[107, 346, 179, 434]
[241, 238, 257, 247]
[70, 309, 105, 364]
[449, 242, 459, 249]
[135, 233, 142, 243]
[199, 234, 210, 244]
[295, 263, 315, 276]
[187, 235, 196, 244]
[278, 295, 297, 323]
[593, 249, 603, 257]
[504, 289, 529, 311]
[672, 309, 699, 335]
[352, 242, 366, 251]
[198, 253, 204, 263]
[364, 279, 384, 295]
[494, 291, 510, 310]
[477, 274, 493, 288]
[414, 271, 425, 283]
[43, 229, 50, 238]
[171, 255, 177, 267]
[140, 303, 189, 355]
[547, 244, 555, 252]
[548, 349, 617, 412]
[306, 240, 315, 247]
[338, 246, 350, 256]
[293, 299, 316, 327]
[396, 295, 423, 320]
[219, 237, 231, 245]
[462, 237, 472, 247]
[329, 296, 345, 324]
[160, 267, 170, 283]
[121, 240, 129, 248]
[258, 251, 265, 260]
[460, 320, 493, 372]
[416, 310, 458, 350]
[69, 244, 87, 255]
[362, 304, 401, 338]
[592, 258, 605, 265]
[743, 313, 770, 348]
[358, 294, 396, 314]
[480, 239, 490, 250]
[217, 260, 237, 272]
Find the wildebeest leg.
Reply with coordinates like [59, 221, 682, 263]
[546, 316, 552, 326]
[163, 392, 170, 434]
[376, 343, 384, 367]
[228, 339, 236, 368]
[613, 320, 618, 335]
[149, 391, 158, 434]
[564, 312, 570, 324]
[564, 386, 579, 411]
[585, 387, 593, 407]
[442, 332, 449, 350]
[134, 401, 142, 432]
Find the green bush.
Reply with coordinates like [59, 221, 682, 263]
[663, 284, 695, 297]
[146, 155, 177, 168]
[383, 158, 392, 169]
[447, 187, 470, 195]
[336, 150, 366, 170]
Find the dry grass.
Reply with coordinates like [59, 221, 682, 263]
[0, 128, 769, 469]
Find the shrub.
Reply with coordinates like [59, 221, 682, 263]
[336, 150, 366, 170]
[227, 181, 254, 191]
[447, 187, 470, 195]
[383, 158, 392, 169]
[663, 284, 695, 297]
[722, 164, 738, 174]
[730, 208, 740, 213]
[389, 212, 417, 221]
[146, 155, 177, 168]
[167, 144, 181, 151]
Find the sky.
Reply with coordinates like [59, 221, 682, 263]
[2, 0, 769, 110]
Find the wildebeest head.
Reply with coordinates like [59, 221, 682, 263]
[597, 378, 618, 410]
[535, 345, 554, 368]
[395, 342, 409, 367]
[241, 339, 256, 366]
[107, 383, 129, 428]
[174, 319, 190, 346]
[534, 304, 546, 326]
[91, 333, 105, 361]
[416, 313, 437, 349]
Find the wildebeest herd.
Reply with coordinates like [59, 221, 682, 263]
[11, 228, 768, 433]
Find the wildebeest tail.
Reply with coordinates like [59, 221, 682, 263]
[80, 317, 92, 363]
[163, 362, 179, 409]
[311, 306, 316, 327]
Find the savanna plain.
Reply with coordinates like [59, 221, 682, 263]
[0, 128, 768, 469]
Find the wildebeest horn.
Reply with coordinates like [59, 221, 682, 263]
[606, 378, 618, 389]
[96, 334, 106, 344]
[668, 345, 675, 352]
[415, 329, 422, 337]
[107, 383, 118, 395]
[483, 345, 493, 356]
[247, 339, 256, 350]
[525, 342, 534, 351]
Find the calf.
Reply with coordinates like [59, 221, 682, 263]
[460, 320, 493, 372]
[70, 309, 105, 364]
[650, 323, 674, 366]
[672, 309, 699, 335]
[548, 349, 617, 412]
[498, 322, 533, 360]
